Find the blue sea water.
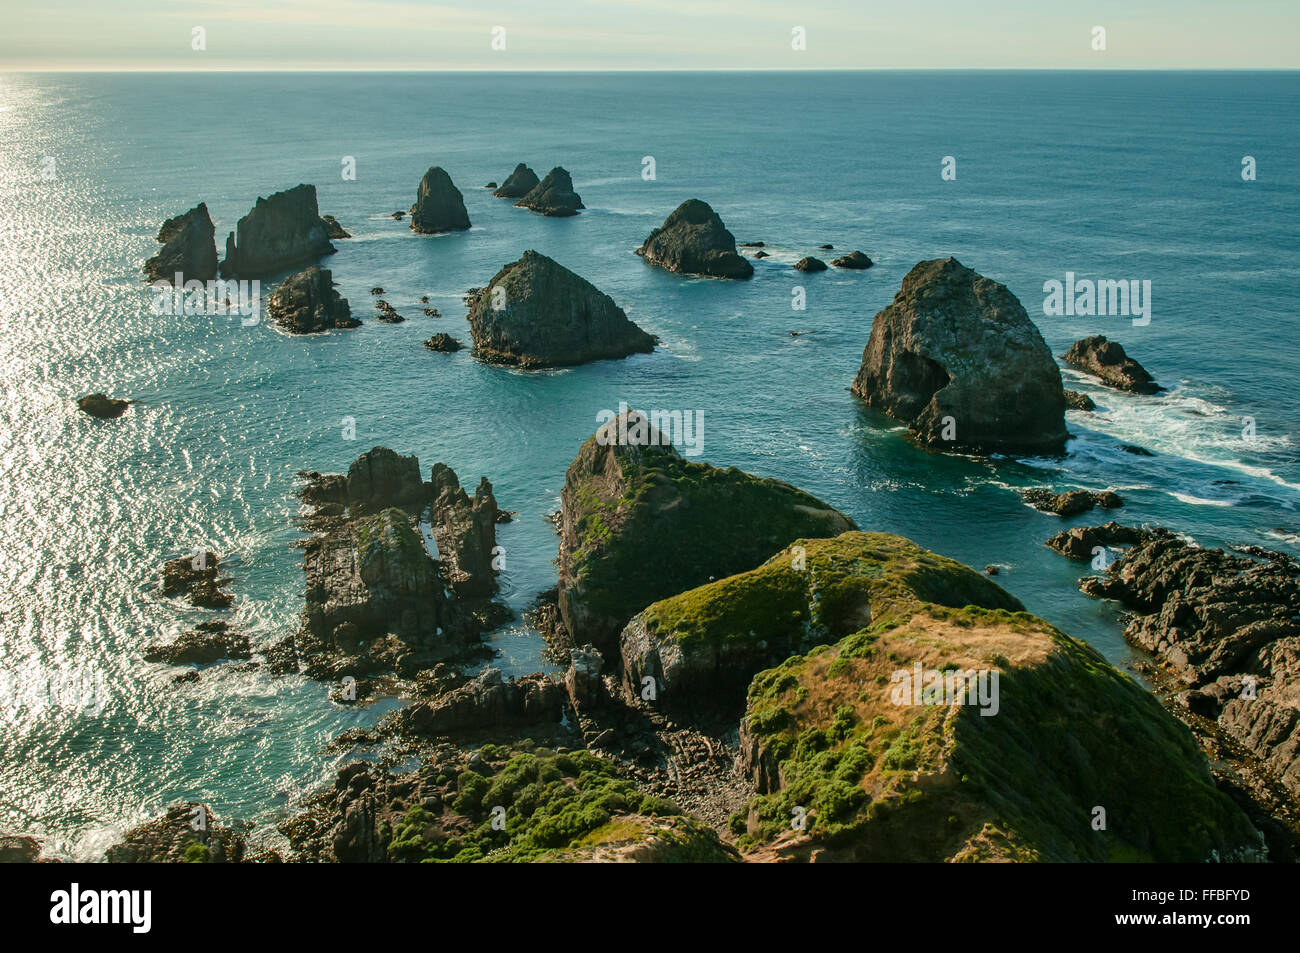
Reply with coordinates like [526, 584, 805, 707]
[0, 70, 1296, 859]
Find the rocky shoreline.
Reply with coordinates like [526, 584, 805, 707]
[76, 414, 1290, 864]
[1050, 523, 1300, 858]
[30, 164, 1290, 866]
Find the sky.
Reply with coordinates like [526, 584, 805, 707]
[1, 0, 1297, 70]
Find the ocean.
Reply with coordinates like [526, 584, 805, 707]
[0, 70, 1296, 859]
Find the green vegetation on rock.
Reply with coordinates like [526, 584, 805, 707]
[560, 427, 856, 654]
[385, 745, 733, 863]
[727, 538, 1263, 860]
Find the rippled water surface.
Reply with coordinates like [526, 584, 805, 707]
[0, 71, 1296, 857]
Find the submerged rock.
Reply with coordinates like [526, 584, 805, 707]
[793, 257, 828, 272]
[161, 551, 233, 608]
[219, 184, 336, 278]
[1021, 487, 1123, 517]
[267, 266, 358, 333]
[467, 250, 655, 368]
[410, 167, 471, 234]
[851, 257, 1068, 455]
[558, 411, 856, 657]
[515, 166, 583, 216]
[143, 621, 251, 665]
[831, 250, 873, 269]
[0, 836, 43, 863]
[1062, 335, 1161, 394]
[493, 163, 540, 198]
[77, 393, 131, 419]
[636, 199, 752, 279]
[145, 202, 218, 282]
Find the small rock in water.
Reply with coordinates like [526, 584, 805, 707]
[77, 393, 131, 419]
[424, 333, 463, 353]
[1064, 390, 1097, 411]
[794, 256, 828, 272]
[831, 250, 873, 269]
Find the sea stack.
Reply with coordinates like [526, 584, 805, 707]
[219, 184, 335, 278]
[851, 257, 1068, 454]
[410, 167, 471, 234]
[267, 266, 359, 333]
[493, 163, 540, 199]
[467, 250, 655, 368]
[145, 202, 218, 282]
[636, 199, 753, 279]
[515, 167, 584, 216]
[1061, 336, 1161, 394]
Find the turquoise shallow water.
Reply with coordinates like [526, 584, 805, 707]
[0, 70, 1297, 858]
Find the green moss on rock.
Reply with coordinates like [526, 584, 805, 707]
[558, 416, 856, 657]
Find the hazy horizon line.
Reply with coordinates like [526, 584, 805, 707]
[5, 66, 1299, 74]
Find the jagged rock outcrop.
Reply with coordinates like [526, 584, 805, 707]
[1077, 532, 1300, 797]
[515, 166, 583, 216]
[410, 167, 471, 234]
[143, 621, 251, 665]
[1064, 390, 1097, 411]
[793, 257, 828, 273]
[161, 551, 233, 608]
[298, 505, 448, 676]
[106, 803, 255, 863]
[636, 199, 753, 279]
[493, 163, 540, 198]
[467, 251, 655, 368]
[565, 644, 605, 715]
[423, 333, 463, 352]
[219, 184, 336, 278]
[395, 668, 565, 735]
[1046, 521, 1147, 560]
[345, 446, 428, 515]
[429, 464, 499, 599]
[292, 448, 508, 677]
[267, 266, 358, 333]
[831, 251, 873, 269]
[320, 215, 350, 239]
[557, 411, 856, 657]
[145, 202, 218, 282]
[727, 532, 1264, 861]
[1021, 487, 1123, 517]
[851, 257, 1068, 454]
[77, 393, 131, 419]
[1062, 335, 1161, 394]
